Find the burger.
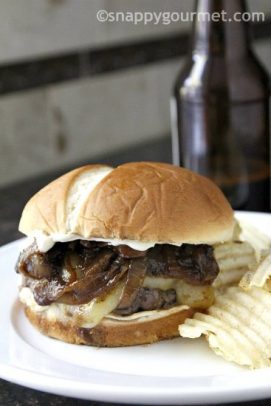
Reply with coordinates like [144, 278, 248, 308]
[16, 162, 235, 347]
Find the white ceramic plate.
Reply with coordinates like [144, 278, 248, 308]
[1, 211, 271, 404]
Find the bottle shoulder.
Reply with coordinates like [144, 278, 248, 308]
[174, 53, 270, 102]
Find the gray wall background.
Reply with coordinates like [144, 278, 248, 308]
[0, 0, 270, 187]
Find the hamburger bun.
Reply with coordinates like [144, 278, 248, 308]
[19, 162, 234, 245]
[24, 303, 194, 346]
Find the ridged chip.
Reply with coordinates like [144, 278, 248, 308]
[213, 242, 256, 288]
[213, 268, 249, 288]
[238, 220, 271, 260]
[214, 241, 254, 262]
[240, 253, 271, 290]
[179, 286, 271, 368]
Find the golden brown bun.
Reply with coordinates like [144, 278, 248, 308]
[19, 164, 111, 236]
[24, 305, 195, 347]
[19, 162, 234, 245]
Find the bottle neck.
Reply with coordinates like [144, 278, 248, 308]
[192, 0, 251, 58]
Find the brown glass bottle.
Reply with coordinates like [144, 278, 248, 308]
[171, 0, 270, 211]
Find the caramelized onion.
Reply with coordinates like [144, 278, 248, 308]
[57, 251, 129, 305]
[61, 254, 78, 284]
[18, 240, 219, 309]
[23, 253, 52, 280]
[116, 259, 147, 312]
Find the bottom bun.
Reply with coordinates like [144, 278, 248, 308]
[24, 305, 195, 347]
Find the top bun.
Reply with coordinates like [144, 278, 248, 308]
[19, 162, 234, 245]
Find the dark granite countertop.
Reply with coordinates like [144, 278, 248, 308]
[1, 136, 271, 406]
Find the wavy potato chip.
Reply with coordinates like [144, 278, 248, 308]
[213, 268, 249, 288]
[179, 286, 271, 368]
[213, 241, 256, 288]
[238, 220, 271, 260]
[240, 253, 271, 290]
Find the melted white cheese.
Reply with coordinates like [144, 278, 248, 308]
[19, 285, 123, 328]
